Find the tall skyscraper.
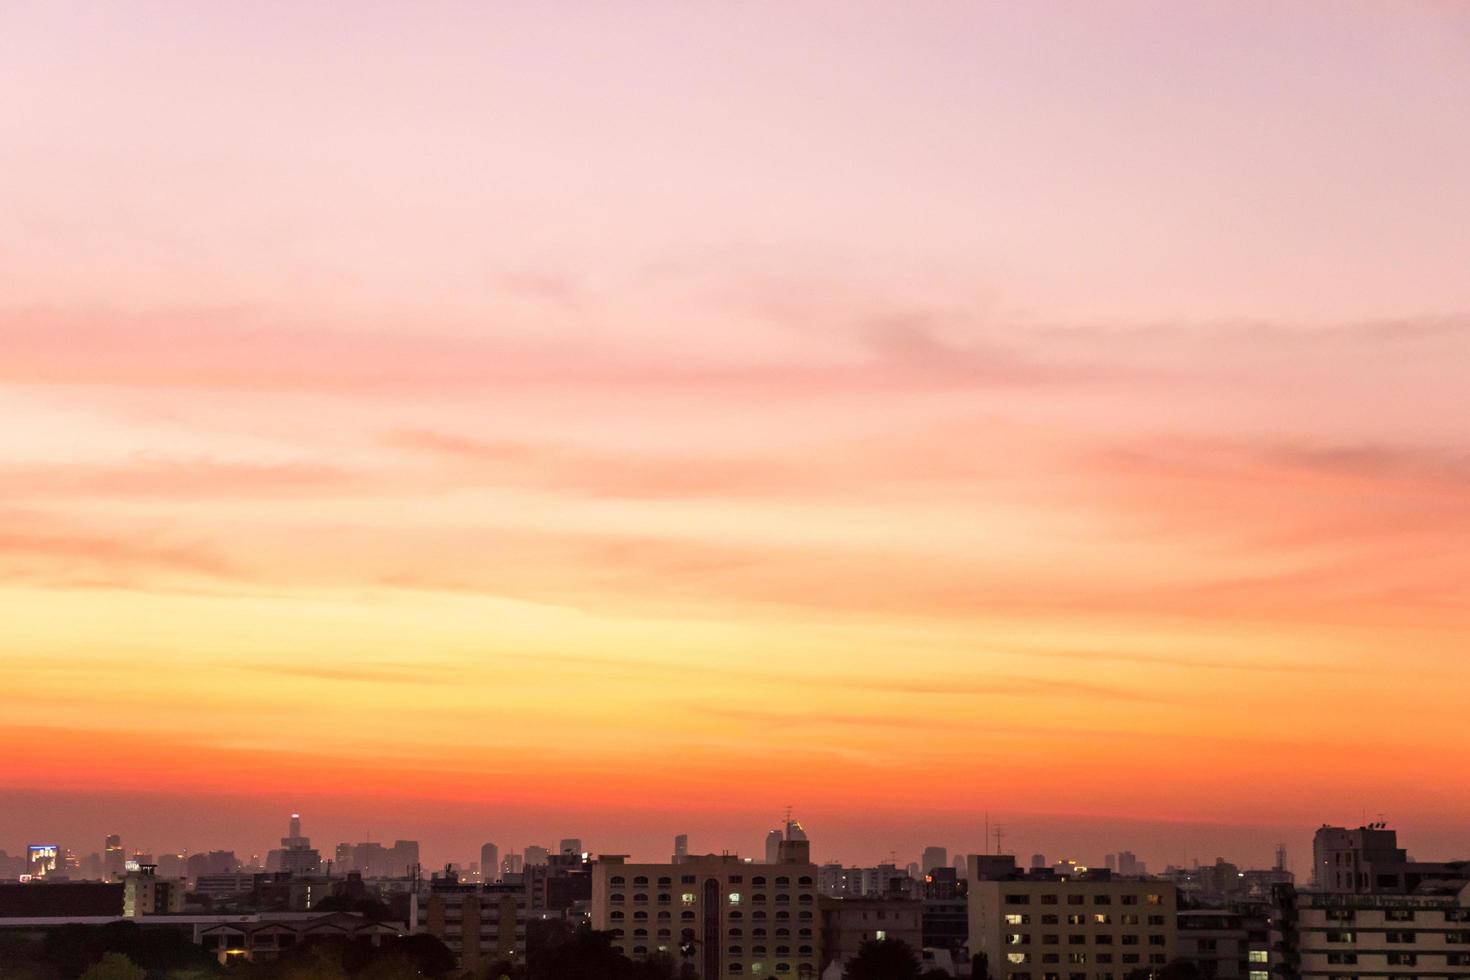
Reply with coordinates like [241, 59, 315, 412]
[524, 845, 550, 866]
[673, 834, 689, 862]
[558, 838, 583, 856]
[765, 829, 784, 864]
[922, 846, 948, 874]
[104, 834, 125, 879]
[481, 843, 499, 882]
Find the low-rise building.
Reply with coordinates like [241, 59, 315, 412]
[1178, 906, 1271, 980]
[820, 896, 923, 974]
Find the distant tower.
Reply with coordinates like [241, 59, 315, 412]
[289, 813, 302, 842]
[1275, 843, 1288, 872]
[481, 843, 499, 881]
[674, 834, 689, 862]
[1105, 853, 1118, 872]
[922, 846, 948, 874]
[1030, 853, 1047, 870]
[765, 830, 784, 864]
[559, 838, 583, 856]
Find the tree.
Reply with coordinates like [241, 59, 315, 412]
[79, 954, 146, 980]
[524, 927, 637, 980]
[845, 938, 922, 980]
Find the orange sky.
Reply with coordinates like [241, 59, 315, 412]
[2, 1, 1469, 869]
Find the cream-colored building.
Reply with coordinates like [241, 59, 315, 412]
[970, 875, 1178, 980]
[591, 842, 821, 978]
[1272, 880, 1470, 980]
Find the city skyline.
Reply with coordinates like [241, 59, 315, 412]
[4, 0, 1470, 878]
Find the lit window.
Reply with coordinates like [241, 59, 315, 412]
[730, 892, 742, 905]
[1249, 952, 1268, 964]
[875, 930, 886, 941]
[682, 893, 696, 904]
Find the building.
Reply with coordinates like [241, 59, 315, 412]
[1310, 825, 1467, 896]
[766, 831, 786, 865]
[197, 910, 404, 964]
[924, 848, 950, 875]
[268, 813, 321, 876]
[415, 872, 527, 968]
[525, 846, 551, 867]
[193, 873, 259, 903]
[1178, 906, 1271, 980]
[123, 865, 186, 917]
[561, 839, 584, 857]
[924, 867, 969, 957]
[591, 839, 821, 979]
[675, 836, 690, 863]
[26, 844, 60, 880]
[0, 882, 124, 917]
[969, 871, 1178, 980]
[820, 896, 923, 974]
[1271, 879, 1470, 980]
[104, 835, 125, 880]
[482, 843, 500, 883]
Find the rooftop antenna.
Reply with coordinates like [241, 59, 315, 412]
[994, 825, 1006, 856]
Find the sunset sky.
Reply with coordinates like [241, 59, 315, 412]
[2, 2, 1469, 871]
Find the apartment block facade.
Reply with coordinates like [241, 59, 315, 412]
[591, 843, 821, 978]
[970, 875, 1179, 980]
[1271, 882, 1470, 980]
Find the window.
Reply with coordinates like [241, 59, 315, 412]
[1006, 915, 1030, 926]
[1096, 935, 1114, 945]
[1068, 895, 1085, 906]
[874, 931, 886, 941]
[1068, 953, 1087, 964]
[611, 876, 626, 886]
[1069, 935, 1087, 946]
[1387, 953, 1417, 966]
[729, 875, 743, 884]
[1042, 895, 1059, 905]
[1007, 895, 1033, 905]
[1148, 915, 1166, 926]
[1326, 953, 1357, 965]
[1386, 932, 1416, 944]
[1042, 915, 1060, 925]
[1121, 915, 1140, 926]
[1068, 915, 1085, 926]
[1324, 932, 1355, 943]
[634, 876, 649, 885]
[1249, 951, 1268, 963]
[682, 893, 696, 905]
[1094, 914, 1111, 925]
[1122, 896, 1138, 906]
[1386, 909, 1415, 922]
[1095, 895, 1112, 906]
[1146, 895, 1163, 905]
[1007, 935, 1031, 946]
[729, 893, 742, 905]
[1148, 936, 1165, 947]
[1008, 954, 1032, 965]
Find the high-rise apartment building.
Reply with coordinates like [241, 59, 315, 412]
[481, 843, 500, 882]
[924, 847, 950, 875]
[1272, 879, 1470, 980]
[970, 872, 1178, 980]
[591, 839, 821, 979]
[416, 872, 527, 968]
